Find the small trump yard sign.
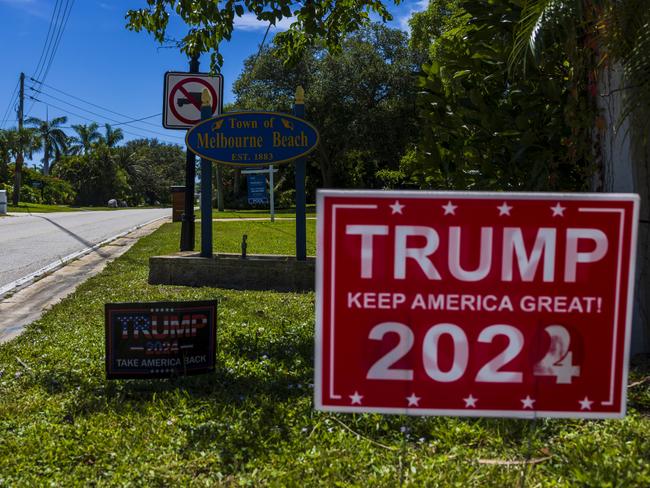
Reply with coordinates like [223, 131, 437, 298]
[105, 300, 217, 379]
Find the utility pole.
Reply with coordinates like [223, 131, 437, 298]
[180, 56, 199, 251]
[12, 72, 25, 206]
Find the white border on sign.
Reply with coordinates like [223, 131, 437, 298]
[578, 208, 625, 406]
[314, 190, 640, 419]
[162, 71, 224, 130]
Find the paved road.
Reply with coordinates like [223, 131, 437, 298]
[0, 209, 169, 290]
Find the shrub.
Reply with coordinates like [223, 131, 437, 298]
[41, 177, 75, 205]
[19, 185, 42, 204]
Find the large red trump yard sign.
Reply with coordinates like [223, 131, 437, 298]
[315, 191, 639, 418]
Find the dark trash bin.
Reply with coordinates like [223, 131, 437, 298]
[171, 186, 186, 222]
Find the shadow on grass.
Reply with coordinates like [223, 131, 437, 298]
[31, 368, 90, 395]
[23, 340, 573, 478]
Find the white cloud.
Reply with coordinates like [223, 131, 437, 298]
[0, 0, 50, 19]
[234, 12, 294, 32]
[395, 0, 429, 33]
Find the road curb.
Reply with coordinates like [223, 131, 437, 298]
[0, 215, 169, 300]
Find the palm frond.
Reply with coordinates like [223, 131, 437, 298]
[508, 0, 578, 74]
[509, 0, 551, 72]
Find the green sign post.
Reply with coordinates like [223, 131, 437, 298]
[199, 90, 213, 258]
[293, 87, 307, 261]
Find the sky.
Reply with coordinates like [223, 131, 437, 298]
[0, 0, 427, 162]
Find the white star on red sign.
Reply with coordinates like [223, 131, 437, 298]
[579, 396, 593, 410]
[349, 391, 363, 405]
[463, 394, 478, 408]
[390, 200, 405, 214]
[551, 202, 566, 217]
[497, 202, 513, 216]
[521, 395, 536, 409]
[406, 393, 420, 407]
[442, 201, 457, 215]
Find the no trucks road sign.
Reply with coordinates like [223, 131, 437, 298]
[163, 72, 223, 129]
[315, 190, 639, 419]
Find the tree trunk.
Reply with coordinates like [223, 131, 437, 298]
[0, 156, 8, 184]
[43, 138, 50, 175]
[12, 153, 23, 205]
[215, 164, 225, 211]
[233, 168, 241, 197]
[318, 145, 334, 188]
[598, 62, 650, 355]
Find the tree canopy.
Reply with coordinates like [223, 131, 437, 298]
[1, 120, 185, 207]
[232, 23, 421, 190]
[126, 0, 399, 70]
[403, 0, 596, 191]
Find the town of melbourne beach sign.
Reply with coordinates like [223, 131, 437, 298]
[186, 111, 320, 167]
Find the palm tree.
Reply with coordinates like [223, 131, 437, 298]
[26, 114, 68, 175]
[100, 123, 124, 148]
[70, 122, 101, 155]
[6, 127, 41, 205]
[0, 130, 11, 184]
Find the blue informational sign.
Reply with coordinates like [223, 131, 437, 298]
[247, 173, 268, 205]
[186, 112, 320, 167]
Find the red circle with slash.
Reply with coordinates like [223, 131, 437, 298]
[169, 77, 218, 125]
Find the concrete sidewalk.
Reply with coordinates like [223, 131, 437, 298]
[0, 219, 168, 344]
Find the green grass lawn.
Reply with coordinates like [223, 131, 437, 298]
[1, 221, 650, 485]
[210, 219, 316, 255]
[6, 203, 167, 213]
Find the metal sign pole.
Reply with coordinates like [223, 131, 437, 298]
[293, 86, 307, 260]
[200, 91, 213, 258]
[180, 55, 199, 252]
[269, 164, 275, 222]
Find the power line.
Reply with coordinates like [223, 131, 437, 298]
[0, 79, 20, 129]
[26, 0, 75, 117]
[56, 114, 163, 128]
[28, 87, 182, 140]
[31, 0, 64, 83]
[27, 0, 65, 118]
[30, 97, 183, 145]
[39, 1, 75, 86]
[28, 96, 183, 145]
[111, 114, 161, 126]
[33, 0, 70, 84]
[29, 78, 165, 129]
[251, 22, 273, 76]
